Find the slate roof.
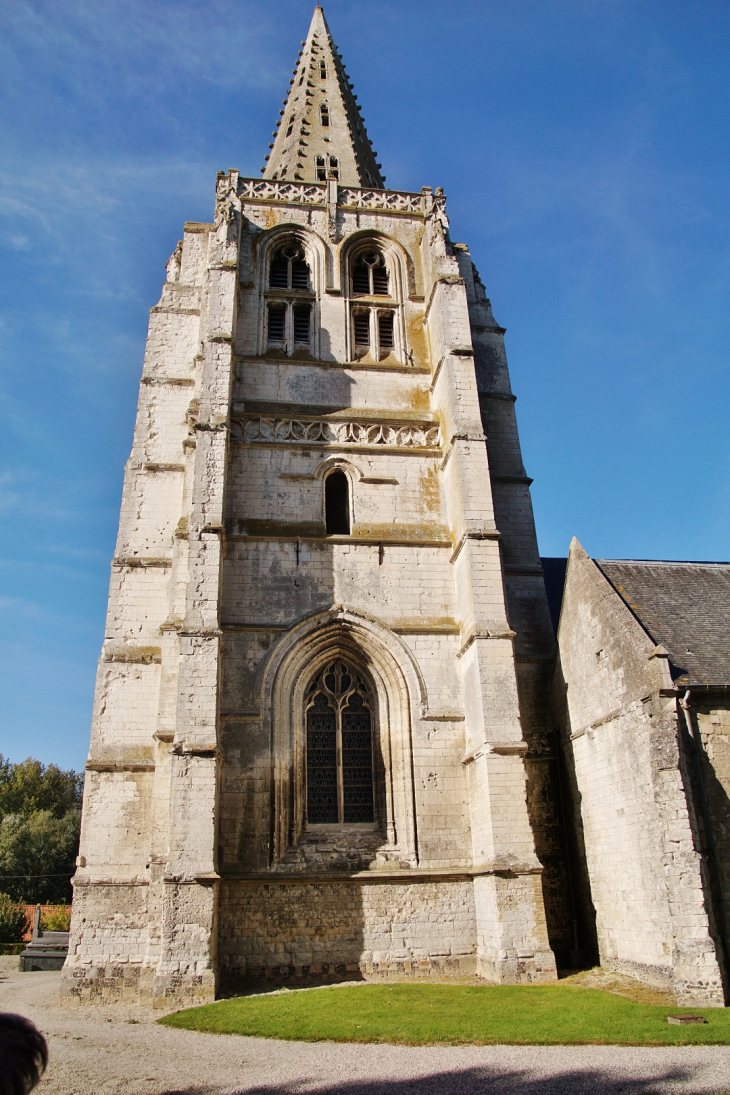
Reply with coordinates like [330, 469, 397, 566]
[595, 559, 730, 687]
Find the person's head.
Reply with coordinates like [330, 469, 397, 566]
[0, 1014, 48, 1095]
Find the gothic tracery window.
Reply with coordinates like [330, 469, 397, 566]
[352, 251, 389, 296]
[349, 249, 397, 361]
[267, 243, 313, 354]
[306, 659, 375, 825]
[270, 245, 309, 290]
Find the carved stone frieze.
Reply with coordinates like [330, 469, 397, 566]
[236, 178, 423, 215]
[233, 415, 440, 449]
[239, 179, 327, 206]
[338, 188, 423, 214]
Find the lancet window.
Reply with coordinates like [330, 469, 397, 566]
[325, 470, 350, 534]
[266, 243, 313, 354]
[349, 248, 397, 361]
[306, 659, 375, 825]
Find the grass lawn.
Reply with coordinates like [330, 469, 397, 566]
[159, 982, 730, 1046]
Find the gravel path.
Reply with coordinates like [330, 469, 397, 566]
[2, 958, 730, 1095]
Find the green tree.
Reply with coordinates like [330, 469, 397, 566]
[0, 756, 83, 903]
[0, 756, 83, 817]
[0, 892, 28, 946]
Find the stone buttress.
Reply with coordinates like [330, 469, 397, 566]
[62, 5, 560, 1005]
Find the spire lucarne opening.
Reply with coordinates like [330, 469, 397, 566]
[263, 6, 385, 188]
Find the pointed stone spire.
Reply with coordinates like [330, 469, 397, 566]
[262, 6, 385, 188]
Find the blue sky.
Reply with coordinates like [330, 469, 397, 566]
[1, 0, 729, 771]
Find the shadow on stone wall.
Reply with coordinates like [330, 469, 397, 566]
[549, 648, 599, 968]
[680, 705, 730, 998]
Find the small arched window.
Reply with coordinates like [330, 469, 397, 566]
[325, 470, 350, 534]
[352, 251, 389, 296]
[306, 659, 374, 825]
[270, 244, 310, 290]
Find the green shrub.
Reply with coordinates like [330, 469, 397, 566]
[0, 891, 28, 945]
[41, 905, 71, 932]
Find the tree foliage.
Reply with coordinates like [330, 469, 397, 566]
[0, 756, 83, 818]
[0, 756, 83, 903]
[0, 891, 29, 945]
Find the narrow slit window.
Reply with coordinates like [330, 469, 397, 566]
[293, 304, 311, 343]
[353, 312, 370, 347]
[320, 61, 327, 79]
[320, 105, 330, 127]
[378, 312, 394, 352]
[286, 120, 294, 136]
[267, 304, 286, 342]
[325, 470, 350, 534]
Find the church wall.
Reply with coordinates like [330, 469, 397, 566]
[693, 699, 730, 954]
[67, 149, 563, 998]
[217, 877, 477, 989]
[554, 541, 725, 1005]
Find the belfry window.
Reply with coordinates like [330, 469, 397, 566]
[270, 245, 309, 291]
[352, 251, 389, 296]
[325, 470, 350, 534]
[316, 156, 326, 182]
[378, 311, 394, 351]
[266, 243, 313, 353]
[306, 659, 374, 825]
[353, 311, 370, 351]
[293, 304, 311, 343]
[267, 303, 285, 342]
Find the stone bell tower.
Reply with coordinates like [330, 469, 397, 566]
[63, 5, 561, 1007]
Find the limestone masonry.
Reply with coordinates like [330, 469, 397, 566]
[62, 6, 730, 1008]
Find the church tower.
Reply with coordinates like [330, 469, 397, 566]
[63, 6, 561, 1006]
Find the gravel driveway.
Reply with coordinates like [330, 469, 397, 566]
[2, 957, 730, 1095]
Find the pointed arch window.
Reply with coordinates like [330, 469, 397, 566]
[266, 243, 314, 354]
[270, 244, 309, 290]
[352, 251, 389, 297]
[306, 659, 375, 825]
[325, 470, 350, 534]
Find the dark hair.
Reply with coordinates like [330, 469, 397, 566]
[0, 1014, 48, 1095]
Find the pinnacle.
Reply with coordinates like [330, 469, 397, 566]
[262, 7, 385, 189]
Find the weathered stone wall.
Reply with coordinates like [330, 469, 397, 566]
[66, 169, 562, 1003]
[693, 698, 730, 956]
[218, 878, 477, 988]
[554, 541, 725, 1005]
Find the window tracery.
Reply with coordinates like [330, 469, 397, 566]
[349, 247, 399, 361]
[266, 243, 313, 354]
[306, 659, 374, 825]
